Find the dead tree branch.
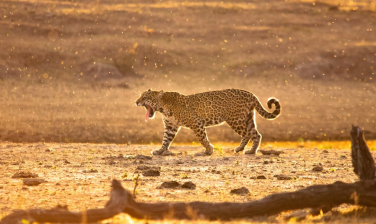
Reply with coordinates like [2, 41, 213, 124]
[351, 125, 375, 180]
[2, 179, 376, 224]
[1, 180, 129, 224]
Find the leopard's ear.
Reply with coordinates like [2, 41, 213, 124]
[148, 89, 152, 92]
[158, 90, 164, 98]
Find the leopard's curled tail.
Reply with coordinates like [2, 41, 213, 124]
[254, 96, 281, 120]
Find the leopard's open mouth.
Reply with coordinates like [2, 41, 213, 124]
[144, 105, 155, 121]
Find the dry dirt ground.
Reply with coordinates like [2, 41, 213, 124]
[1, 143, 376, 223]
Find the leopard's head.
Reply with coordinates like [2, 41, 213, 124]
[135, 89, 164, 121]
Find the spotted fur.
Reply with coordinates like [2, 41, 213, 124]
[136, 89, 281, 156]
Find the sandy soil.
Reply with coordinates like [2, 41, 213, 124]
[1, 143, 375, 223]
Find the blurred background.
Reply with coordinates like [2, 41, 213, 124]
[0, 0, 375, 144]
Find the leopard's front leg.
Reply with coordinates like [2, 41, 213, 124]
[192, 125, 214, 156]
[152, 117, 180, 156]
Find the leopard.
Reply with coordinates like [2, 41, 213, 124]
[135, 88, 281, 156]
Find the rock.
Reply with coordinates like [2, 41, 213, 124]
[312, 166, 324, 172]
[259, 149, 283, 156]
[136, 165, 160, 171]
[12, 171, 38, 178]
[276, 175, 293, 180]
[160, 181, 180, 189]
[86, 63, 126, 80]
[134, 155, 152, 160]
[181, 181, 196, 189]
[142, 169, 160, 177]
[23, 178, 46, 186]
[230, 187, 250, 195]
[83, 62, 131, 88]
[256, 175, 267, 179]
[136, 165, 149, 171]
[106, 160, 116, 165]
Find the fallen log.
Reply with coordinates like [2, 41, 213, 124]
[2, 178, 376, 224]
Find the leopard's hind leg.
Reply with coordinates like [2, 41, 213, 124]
[227, 115, 250, 153]
[244, 111, 262, 154]
[244, 128, 262, 154]
[228, 111, 262, 154]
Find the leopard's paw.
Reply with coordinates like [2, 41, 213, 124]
[234, 147, 244, 153]
[160, 150, 175, 156]
[151, 149, 164, 155]
[243, 149, 257, 155]
[205, 144, 214, 155]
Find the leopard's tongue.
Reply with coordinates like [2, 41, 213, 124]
[145, 106, 151, 122]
